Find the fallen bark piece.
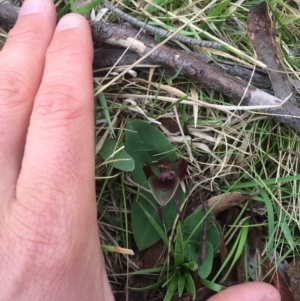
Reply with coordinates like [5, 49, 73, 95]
[200, 192, 251, 216]
[247, 1, 298, 106]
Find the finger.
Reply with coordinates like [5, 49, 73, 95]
[0, 0, 56, 198]
[207, 283, 281, 301]
[17, 14, 95, 219]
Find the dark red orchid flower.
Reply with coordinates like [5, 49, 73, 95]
[143, 158, 187, 206]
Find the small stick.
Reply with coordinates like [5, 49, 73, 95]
[157, 204, 163, 223]
[199, 201, 208, 265]
[173, 190, 182, 220]
[103, 0, 221, 49]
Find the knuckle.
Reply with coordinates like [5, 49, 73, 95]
[0, 69, 29, 109]
[46, 36, 85, 59]
[7, 22, 44, 45]
[34, 84, 87, 122]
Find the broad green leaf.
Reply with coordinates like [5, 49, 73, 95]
[131, 191, 183, 250]
[125, 120, 185, 250]
[99, 139, 134, 171]
[138, 203, 174, 255]
[185, 241, 200, 263]
[182, 208, 221, 250]
[125, 119, 177, 186]
[198, 241, 214, 279]
[182, 209, 220, 277]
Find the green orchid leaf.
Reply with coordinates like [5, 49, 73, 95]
[164, 274, 179, 301]
[185, 272, 196, 299]
[177, 272, 186, 297]
[99, 138, 134, 171]
[183, 261, 198, 272]
[198, 241, 214, 279]
[125, 119, 178, 186]
[125, 120, 185, 250]
[182, 208, 221, 250]
[174, 225, 185, 267]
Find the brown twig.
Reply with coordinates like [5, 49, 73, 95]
[90, 20, 300, 131]
[93, 47, 272, 89]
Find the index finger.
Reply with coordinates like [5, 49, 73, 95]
[17, 14, 95, 217]
[0, 0, 56, 198]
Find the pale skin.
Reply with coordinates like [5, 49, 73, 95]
[0, 0, 281, 300]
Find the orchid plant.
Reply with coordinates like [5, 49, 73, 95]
[143, 158, 188, 219]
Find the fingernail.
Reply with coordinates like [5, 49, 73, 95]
[262, 295, 281, 301]
[20, 0, 48, 15]
[56, 14, 82, 32]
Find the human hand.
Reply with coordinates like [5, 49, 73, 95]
[0, 0, 113, 300]
[208, 282, 281, 301]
